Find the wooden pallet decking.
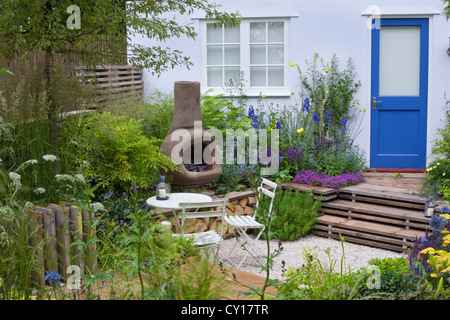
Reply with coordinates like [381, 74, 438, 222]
[314, 175, 430, 252]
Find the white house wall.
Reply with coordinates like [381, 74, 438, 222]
[128, 0, 450, 167]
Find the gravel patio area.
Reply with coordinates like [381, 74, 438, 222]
[218, 234, 405, 280]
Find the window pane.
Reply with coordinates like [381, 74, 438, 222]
[379, 26, 420, 96]
[250, 22, 266, 43]
[207, 45, 222, 65]
[268, 44, 284, 64]
[250, 44, 266, 64]
[268, 67, 284, 86]
[268, 22, 284, 42]
[224, 67, 241, 85]
[207, 24, 222, 43]
[224, 25, 240, 43]
[224, 45, 240, 65]
[207, 67, 223, 87]
[250, 66, 266, 86]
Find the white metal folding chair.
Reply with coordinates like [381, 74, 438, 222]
[223, 178, 277, 269]
[172, 199, 229, 261]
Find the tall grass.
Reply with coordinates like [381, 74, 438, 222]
[0, 59, 85, 204]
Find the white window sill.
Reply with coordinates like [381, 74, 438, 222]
[202, 89, 294, 98]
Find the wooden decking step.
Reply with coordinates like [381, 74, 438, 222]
[321, 199, 430, 225]
[339, 184, 427, 206]
[315, 214, 426, 252]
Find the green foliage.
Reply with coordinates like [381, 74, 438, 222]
[72, 112, 177, 191]
[303, 145, 366, 177]
[359, 257, 433, 300]
[423, 99, 450, 200]
[201, 90, 251, 135]
[268, 190, 322, 241]
[101, 92, 174, 141]
[275, 245, 363, 300]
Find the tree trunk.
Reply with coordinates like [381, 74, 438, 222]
[44, 48, 59, 177]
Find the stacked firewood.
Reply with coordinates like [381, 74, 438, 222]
[155, 196, 257, 235]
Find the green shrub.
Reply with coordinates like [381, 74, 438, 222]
[359, 257, 432, 300]
[263, 189, 322, 241]
[72, 112, 177, 191]
[101, 92, 174, 141]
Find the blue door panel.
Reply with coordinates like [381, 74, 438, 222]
[370, 18, 428, 169]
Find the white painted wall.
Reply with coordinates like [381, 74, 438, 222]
[128, 0, 450, 167]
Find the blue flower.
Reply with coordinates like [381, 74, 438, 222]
[45, 271, 61, 286]
[302, 98, 310, 113]
[341, 118, 347, 132]
[325, 109, 332, 125]
[248, 105, 259, 129]
[313, 113, 320, 125]
[276, 120, 281, 129]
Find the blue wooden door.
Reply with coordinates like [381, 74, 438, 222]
[370, 18, 428, 168]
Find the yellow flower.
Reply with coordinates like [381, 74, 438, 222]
[326, 67, 331, 73]
[421, 247, 436, 255]
[437, 162, 440, 165]
[363, 109, 367, 112]
[443, 267, 450, 273]
[443, 214, 450, 221]
[443, 173, 446, 176]
[354, 106, 358, 110]
[291, 91, 295, 95]
[430, 273, 437, 278]
[296, 128, 304, 134]
[292, 63, 297, 67]
[325, 90, 328, 94]
[262, 94, 266, 99]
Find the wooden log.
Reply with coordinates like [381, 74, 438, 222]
[238, 198, 248, 207]
[35, 206, 58, 274]
[244, 206, 254, 215]
[48, 204, 71, 279]
[234, 205, 244, 216]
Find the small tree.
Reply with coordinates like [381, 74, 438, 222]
[0, 0, 240, 173]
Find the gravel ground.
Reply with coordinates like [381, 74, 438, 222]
[217, 234, 405, 280]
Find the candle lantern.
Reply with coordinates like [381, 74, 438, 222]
[156, 175, 170, 200]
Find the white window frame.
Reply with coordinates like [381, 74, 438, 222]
[200, 18, 291, 97]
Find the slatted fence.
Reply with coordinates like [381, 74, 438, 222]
[75, 65, 144, 109]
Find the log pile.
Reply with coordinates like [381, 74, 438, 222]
[154, 196, 257, 236]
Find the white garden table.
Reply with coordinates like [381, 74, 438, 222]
[147, 193, 213, 231]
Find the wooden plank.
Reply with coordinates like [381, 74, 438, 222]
[280, 182, 336, 195]
[340, 184, 427, 204]
[316, 215, 425, 240]
[313, 230, 407, 252]
[338, 193, 425, 210]
[321, 199, 429, 223]
[319, 207, 430, 230]
[314, 224, 414, 248]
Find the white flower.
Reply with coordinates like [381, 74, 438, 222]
[90, 202, 106, 213]
[8, 172, 21, 191]
[42, 154, 57, 162]
[24, 202, 35, 209]
[24, 159, 38, 165]
[74, 174, 85, 183]
[33, 187, 46, 195]
[55, 174, 75, 183]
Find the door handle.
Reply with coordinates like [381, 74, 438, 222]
[372, 97, 381, 109]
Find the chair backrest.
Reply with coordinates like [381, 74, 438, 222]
[256, 178, 277, 217]
[178, 199, 229, 236]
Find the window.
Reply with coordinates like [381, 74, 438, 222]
[206, 23, 241, 87]
[202, 18, 289, 96]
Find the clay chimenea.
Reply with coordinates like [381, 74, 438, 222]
[160, 81, 222, 186]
